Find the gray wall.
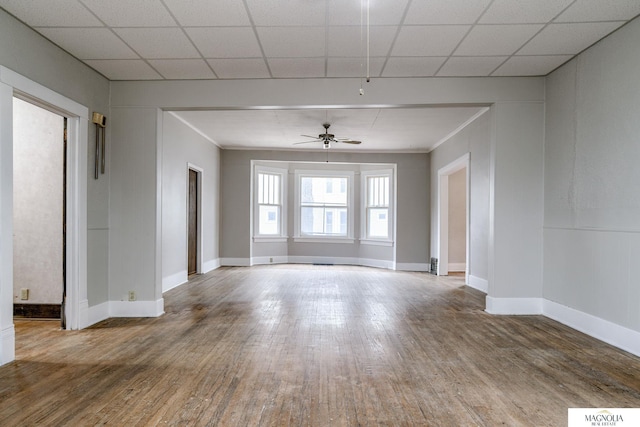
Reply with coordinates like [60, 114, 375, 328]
[0, 8, 111, 309]
[162, 113, 220, 290]
[220, 150, 429, 268]
[544, 18, 640, 332]
[430, 111, 490, 283]
[13, 98, 64, 304]
[109, 107, 160, 302]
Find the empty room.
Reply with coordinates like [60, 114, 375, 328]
[1, 1, 639, 425]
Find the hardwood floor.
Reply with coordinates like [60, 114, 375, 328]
[1, 265, 639, 426]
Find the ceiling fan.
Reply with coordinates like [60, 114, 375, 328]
[294, 123, 362, 149]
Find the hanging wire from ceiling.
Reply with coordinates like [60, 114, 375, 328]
[359, 0, 370, 95]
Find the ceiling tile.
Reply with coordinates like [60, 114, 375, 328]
[327, 57, 385, 78]
[556, 0, 640, 22]
[207, 58, 271, 79]
[148, 59, 216, 79]
[404, 0, 492, 25]
[479, 0, 574, 24]
[437, 56, 507, 76]
[327, 26, 397, 57]
[268, 58, 325, 78]
[492, 55, 573, 76]
[391, 26, 470, 56]
[163, 0, 250, 26]
[328, 0, 409, 26]
[454, 24, 543, 56]
[0, 0, 102, 26]
[187, 27, 262, 58]
[518, 22, 625, 55]
[83, 59, 162, 80]
[35, 28, 138, 60]
[381, 57, 447, 77]
[114, 28, 200, 58]
[245, 0, 325, 26]
[80, 0, 177, 27]
[258, 27, 325, 57]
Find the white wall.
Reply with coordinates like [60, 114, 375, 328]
[544, 17, 640, 338]
[448, 168, 466, 269]
[162, 113, 220, 292]
[13, 98, 64, 305]
[430, 110, 490, 288]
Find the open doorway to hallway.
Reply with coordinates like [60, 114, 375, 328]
[12, 97, 66, 326]
[437, 153, 469, 282]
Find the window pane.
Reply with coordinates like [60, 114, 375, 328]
[368, 208, 388, 238]
[301, 206, 347, 236]
[259, 205, 279, 235]
[367, 176, 389, 207]
[301, 176, 347, 205]
[258, 173, 280, 204]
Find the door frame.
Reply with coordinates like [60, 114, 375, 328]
[1, 67, 88, 365]
[186, 163, 203, 275]
[437, 153, 469, 281]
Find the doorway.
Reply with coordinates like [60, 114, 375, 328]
[437, 153, 469, 281]
[187, 165, 202, 276]
[1, 68, 89, 365]
[12, 98, 65, 324]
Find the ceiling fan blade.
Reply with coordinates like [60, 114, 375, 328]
[337, 140, 362, 144]
[301, 134, 320, 139]
[293, 140, 318, 145]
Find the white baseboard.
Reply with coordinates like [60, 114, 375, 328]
[468, 275, 488, 293]
[485, 296, 543, 315]
[220, 257, 251, 267]
[251, 256, 289, 266]
[448, 262, 466, 272]
[287, 255, 358, 265]
[543, 300, 640, 358]
[396, 262, 430, 272]
[483, 296, 640, 358]
[286, 256, 394, 270]
[1, 325, 15, 365]
[110, 298, 164, 318]
[87, 301, 110, 327]
[202, 258, 220, 273]
[162, 270, 188, 293]
[78, 298, 90, 329]
[359, 257, 395, 270]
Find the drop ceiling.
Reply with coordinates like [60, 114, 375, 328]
[2, 0, 638, 152]
[1, 0, 638, 80]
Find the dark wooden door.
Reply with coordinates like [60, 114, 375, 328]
[188, 169, 198, 275]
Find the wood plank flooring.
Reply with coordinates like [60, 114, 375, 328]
[1, 265, 639, 426]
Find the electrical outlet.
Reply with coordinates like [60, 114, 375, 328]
[128, 291, 136, 301]
[20, 288, 29, 300]
[269, 257, 273, 263]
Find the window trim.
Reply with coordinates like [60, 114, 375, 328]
[360, 168, 395, 245]
[253, 165, 287, 240]
[294, 169, 354, 241]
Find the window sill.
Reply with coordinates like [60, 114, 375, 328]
[253, 236, 288, 243]
[293, 237, 355, 244]
[360, 239, 394, 247]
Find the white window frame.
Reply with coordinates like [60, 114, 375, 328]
[294, 169, 354, 243]
[253, 165, 287, 242]
[361, 169, 395, 246]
